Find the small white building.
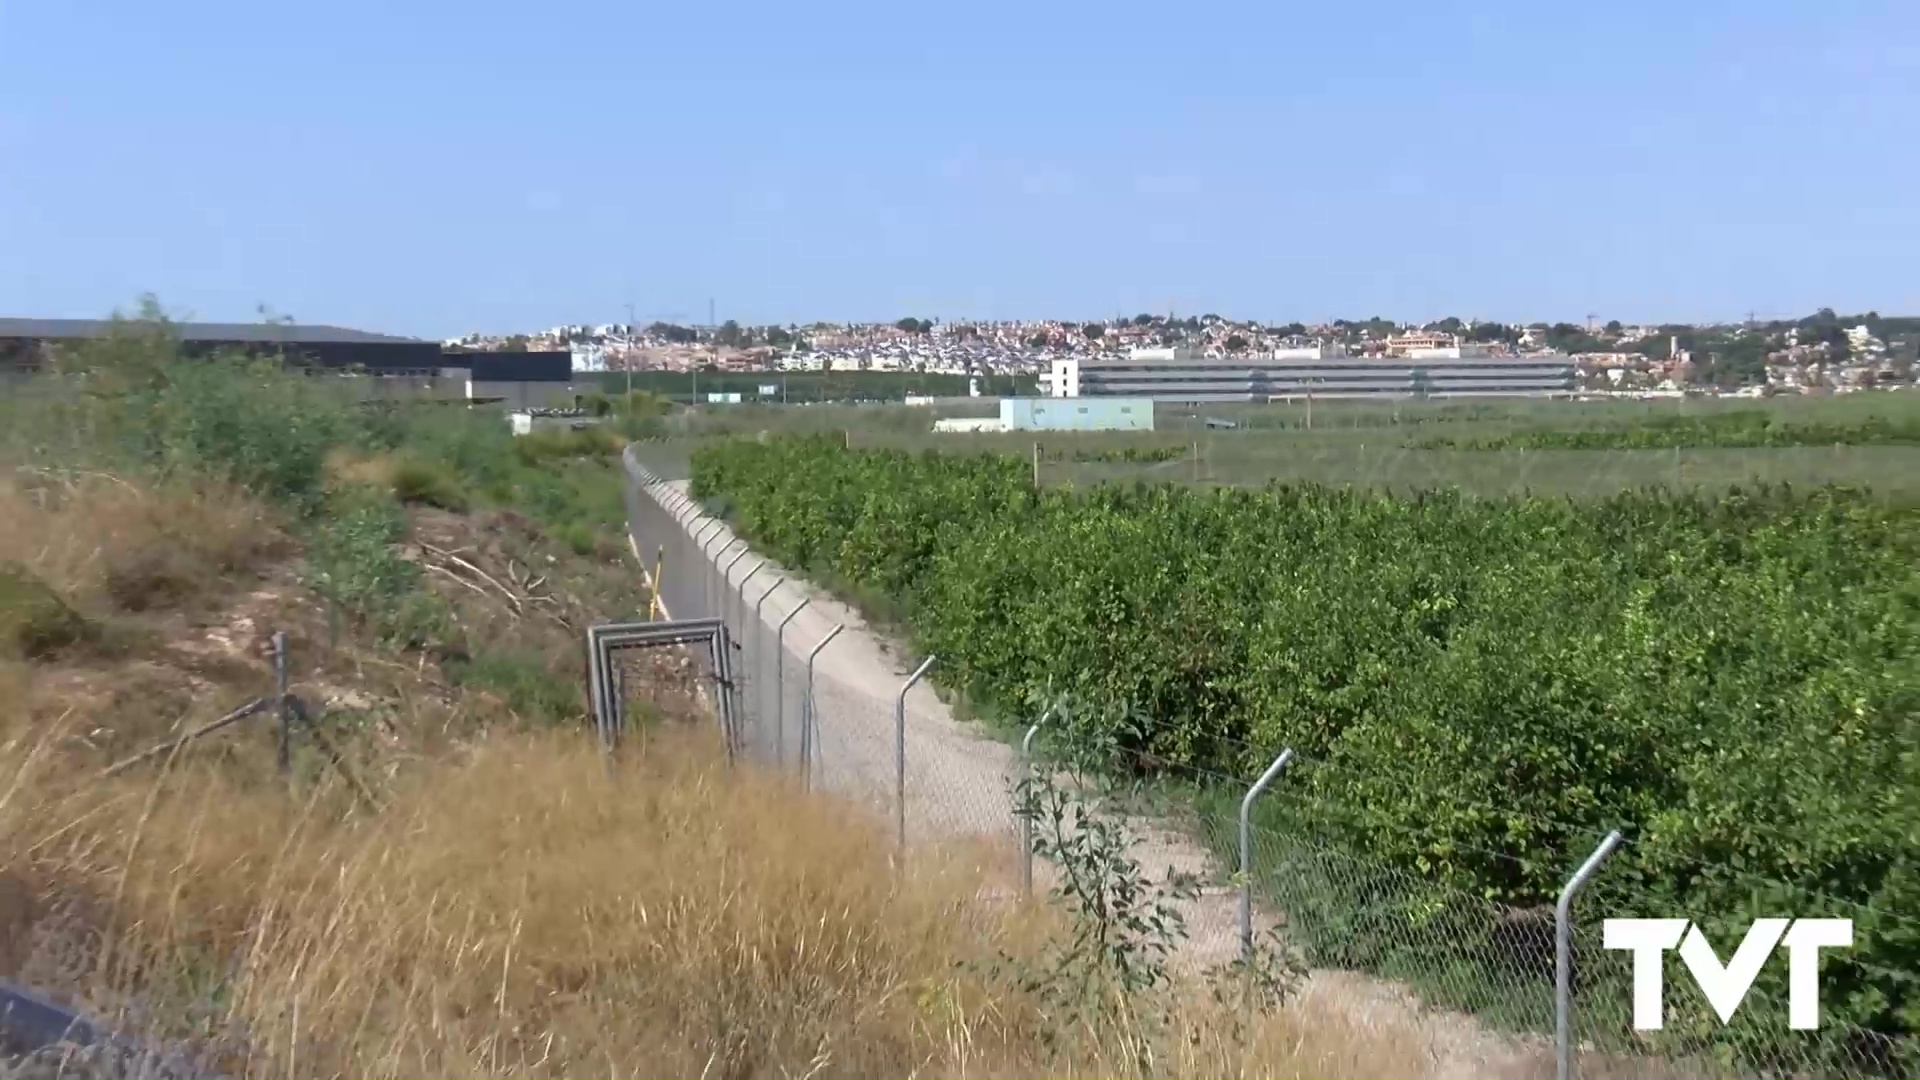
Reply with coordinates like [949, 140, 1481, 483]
[933, 416, 1009, 433]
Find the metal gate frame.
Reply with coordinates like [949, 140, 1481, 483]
[587, 618, 739, 755]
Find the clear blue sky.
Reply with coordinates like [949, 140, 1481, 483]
[3, 2, 1916, 338]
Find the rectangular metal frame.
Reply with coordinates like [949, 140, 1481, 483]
[587, 618, 740, 756]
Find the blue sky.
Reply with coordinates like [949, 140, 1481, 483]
[2, 1, 1916, 338]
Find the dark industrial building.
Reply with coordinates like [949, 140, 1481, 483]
[455, 350, 586, 409]
[0, 317, 444, 374]
[0, 317, 589, 410]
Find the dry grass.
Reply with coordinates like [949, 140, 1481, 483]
[0, 718, 1427, 1078]
[323, 449, 468, 511]
[0, 472, 283, 618]
[0, 468, 1430, 1077]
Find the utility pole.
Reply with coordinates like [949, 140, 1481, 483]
[624, 302, 635, 401]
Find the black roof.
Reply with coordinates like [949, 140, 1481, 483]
[0, 317, 423, 345]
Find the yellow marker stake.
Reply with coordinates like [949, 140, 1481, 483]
[648, 544, 664, 620]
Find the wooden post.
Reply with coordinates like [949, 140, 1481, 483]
[1032, 441, 1040, 489]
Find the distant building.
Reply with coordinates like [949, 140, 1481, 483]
[1043, 347, 1576, 402]
[462, 352, 592, 411]
[930, 397, 1156, 433]
[0, 317, 443, 374]
[1002, 396, 1154, 431]
[571, 342, 608, 372]
[0, 316, 609, 411]
[933, 416, 1008, 433]
[1385, 331, 1455, 356]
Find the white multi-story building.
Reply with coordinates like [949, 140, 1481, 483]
[1041, 346, 1577, 402]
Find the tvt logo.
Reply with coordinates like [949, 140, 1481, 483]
[1603, 918, 1852, 1031]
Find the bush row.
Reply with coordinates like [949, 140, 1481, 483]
[691, 434, 1920, 1054]
[1412, 408, 1920, 450]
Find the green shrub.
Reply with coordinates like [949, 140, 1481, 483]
[305, 495, 446, 648]
[551, 521, 599, 557]
[1414, 408, 1920, 450]
[388, 454, 470, 511]
[445, 650, 581, 724]
[514, 426, 621, 465]
[21, 312, 385, 515]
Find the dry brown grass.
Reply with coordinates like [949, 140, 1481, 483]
[0, 718, 1427, 1079]
[322, 449, 467, 511]
[0, 468, 1431, 1077]
[0, 471, 283, 618]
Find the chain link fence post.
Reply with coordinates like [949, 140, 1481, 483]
[750, 574, 785, 761]
[774, 597, 811, 774]
[718, 546, 750, 628]
[894, 656, 937, 857]
[736, 559, 766, 631]
[683, 520, 718, 617]
[801, 624, 843, 792]
[695, 527, 730, 617]
[1238, 748, 1292, 959]
[1557, 829, 1623, 1080]
[730, 558, 767, 756]
[1018, 708, 1052, 898]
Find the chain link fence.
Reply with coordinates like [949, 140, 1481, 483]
[619, 449, 1916, 1080]
[1014, 728, 1920, 1080]
[622, 457, 1023, 866]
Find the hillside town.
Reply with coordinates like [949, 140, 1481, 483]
[445, 310, 1920, 397]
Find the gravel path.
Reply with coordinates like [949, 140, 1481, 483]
[626, 461, 1563, 1078]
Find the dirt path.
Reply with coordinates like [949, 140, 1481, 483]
[626, 459, 1562, 1078]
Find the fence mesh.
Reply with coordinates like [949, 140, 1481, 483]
[619, 459, 1918, 1080]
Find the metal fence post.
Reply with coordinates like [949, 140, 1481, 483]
[611, 663, 625, 738]
[1239, 748, 1294, 960]
[894, 656, 938, 856]
[775, 597, 812, 772]
[696, 525, 731, 607]
[750, 576, 785, 756]
[1019, 705, 1054, 897]
[735, 559, 768, 665]
[1556, 830, 1623, 1080]
[271, 631, 290, 775]
[691, 518, 724, 563]
[688, 520, 725, 618]
[801, 623, 844, 792]
[718, 546, 750, 627]
[700, 536, 733, 619]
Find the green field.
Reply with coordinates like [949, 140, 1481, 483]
[639, 390, 1920, 500]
